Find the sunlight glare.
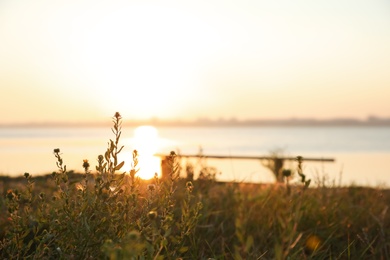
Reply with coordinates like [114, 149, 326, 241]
[131, 126, 161, 179]
[75, 4, 219, 119]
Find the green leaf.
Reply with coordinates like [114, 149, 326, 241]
[161, 238, 168, 246]
[26, 239, 34, 252]
[179, 246, 189, 253]
[105, 150, 110, 162]
[245, 235, 254, 252]
[115, 161, 125, 171]
[164, 228, 172, 237]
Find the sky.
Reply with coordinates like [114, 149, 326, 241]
[1, 0, 390, 124]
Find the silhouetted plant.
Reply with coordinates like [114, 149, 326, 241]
[0, 113, 203, 259]
[1, 113, 389, 259]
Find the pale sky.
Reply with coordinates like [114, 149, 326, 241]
[1, 0, 390, 124]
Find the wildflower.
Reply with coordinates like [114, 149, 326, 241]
[6, 190, 14, 200]
[147, 184, 156, 192]
[82, 159, 90, 170]
[114, 112, 121, 119]
[24, 172, 30, 178]
[53, 148, 60, 154]
[186, 181, 194, 192]
[148, 210, 158, 220]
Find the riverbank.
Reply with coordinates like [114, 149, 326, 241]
[1, 171, 389, 258]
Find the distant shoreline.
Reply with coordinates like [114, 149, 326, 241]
[2, 117, 390, 127]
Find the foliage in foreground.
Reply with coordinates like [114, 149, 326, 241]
[1, 113, 390, 259]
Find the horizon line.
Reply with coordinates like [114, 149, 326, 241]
[2, 116, 390, 127]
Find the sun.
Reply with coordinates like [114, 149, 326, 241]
[68, 4, 219, 120]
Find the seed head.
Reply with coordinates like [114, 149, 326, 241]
[6, 189, 15, 200]
[114, 112, 121, 119]
[82, 159, 90, 170]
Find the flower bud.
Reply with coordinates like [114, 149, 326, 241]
[148, 210, 158, 220]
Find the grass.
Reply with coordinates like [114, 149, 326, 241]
[1, 112, 389, 259]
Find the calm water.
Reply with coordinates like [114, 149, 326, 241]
[1, 126, 389, 187]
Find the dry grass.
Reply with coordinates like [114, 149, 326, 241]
[1, 113, 389, 259]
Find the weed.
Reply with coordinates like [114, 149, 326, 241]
[0, 113, 389, 259]
[0, 113, 202, 259]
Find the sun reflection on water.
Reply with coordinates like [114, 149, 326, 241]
[127, 125, 161, 180]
